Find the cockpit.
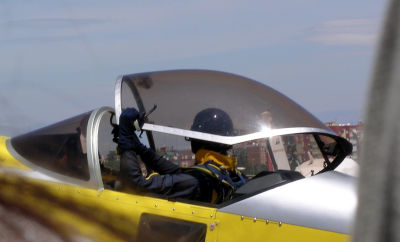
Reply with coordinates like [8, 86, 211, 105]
[115, 70, 351, 179]
[6, 70, 352, 204]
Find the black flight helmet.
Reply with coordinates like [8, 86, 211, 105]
[190, 108, 234, 154]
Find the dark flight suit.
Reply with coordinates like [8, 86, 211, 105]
[117, 108, 244, 203]
[119, 147, 247, 203]
[120, 148, 201, 200]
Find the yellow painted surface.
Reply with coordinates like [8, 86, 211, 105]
[0, 173, 129, 241]
[52, 182, 349, 242]
[95, 189, 219, 241]
[0, 171, 218, 241]
[214, 212, 350, 242]
[0, 135, 219, 240]
[0, 169, 352, 241]
[0, 136, 31, 170]
[0, 135, 351, 241]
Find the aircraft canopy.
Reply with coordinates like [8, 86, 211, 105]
[115, 70, 333, 145]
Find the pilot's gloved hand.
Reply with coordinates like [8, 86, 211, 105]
[118, 108, 147, 154]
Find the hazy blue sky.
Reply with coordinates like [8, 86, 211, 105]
[0, 0, 387, 136]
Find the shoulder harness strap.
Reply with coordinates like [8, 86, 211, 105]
[185, 161, 235, 190]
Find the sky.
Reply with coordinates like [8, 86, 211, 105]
[0, 0, 387, 136]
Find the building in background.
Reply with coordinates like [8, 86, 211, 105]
[155, 121, 363, 174]
[159, 146, 196, 167]
[325, 122, 364, 160]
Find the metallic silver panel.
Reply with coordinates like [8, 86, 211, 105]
[142, 123, 336, 145]
[219, 171, 357, 234]
[114, 75, 123, 125]
[86, 107, 115, 191]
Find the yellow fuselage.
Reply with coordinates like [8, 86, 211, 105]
[0, 136, 350, 241]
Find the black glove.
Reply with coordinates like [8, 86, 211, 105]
[118, 108, 147, 154]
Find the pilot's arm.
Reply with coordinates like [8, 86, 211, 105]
[118, 108, 199, 198]
[120, 149, 198, 197]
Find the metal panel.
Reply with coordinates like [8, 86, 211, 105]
[114, 75, 123, 125]
[218, 171, 357, 234]
[86, 107, 115, 190]
[142, 123, 336, 145]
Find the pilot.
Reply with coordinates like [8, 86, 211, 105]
[118, 107, 247, 203]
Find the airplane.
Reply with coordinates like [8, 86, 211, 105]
[0, 69, 356, 241]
